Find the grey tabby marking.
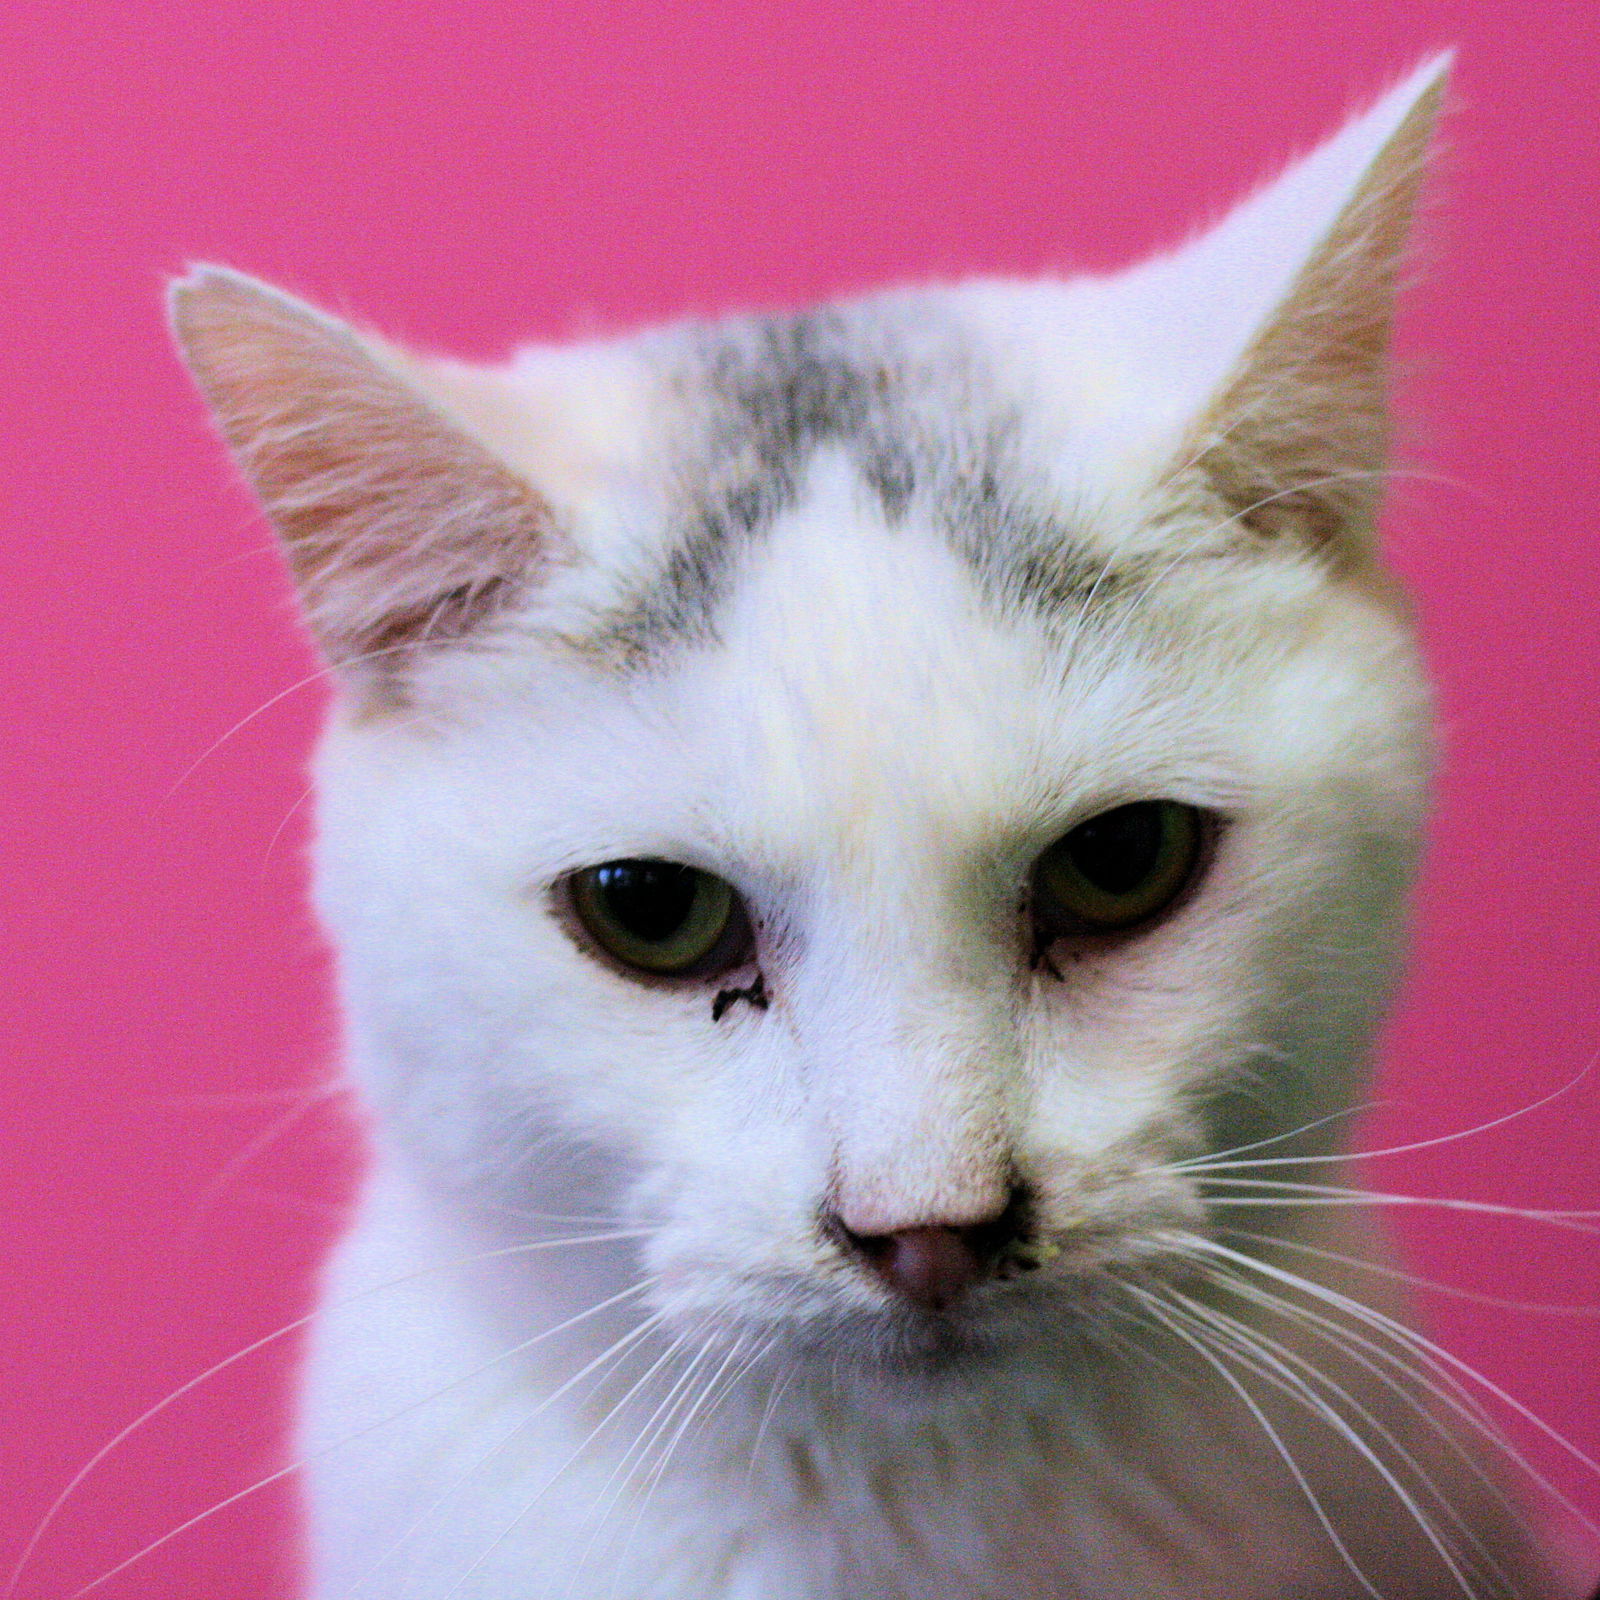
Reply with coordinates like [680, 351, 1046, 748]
[582, 304, 1145, 668]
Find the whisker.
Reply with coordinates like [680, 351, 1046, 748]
[1190, 1250, 1600, 1556]
[1170, 1100, 1390, 1171]
[160, 665, 350, 807]
[571, 1331, 731, 1600]
[259, 778, 318, 876]
[167, 1080, 346, 1262]
[213, 1183, 350, 1220]
[744, 1348, 797, 1488]
[1186, 1253, 1562, 1549]
[1117, 1283, 1385, 1599]
[375, 1310, 677, 1600]
[433, 1323, 715, 1600]
[64, 1277, 660, 1600]
[1196, 1178, 1600, 1234]
[156, 633, 449, 809]
[606, 1333, 754, 1600]
[1070, 463, 1442, 677]
[7, 1232, 655, 1600]
[1220, 1225, 1600, 1318]
[1158, 1235, 1600, 1548]
[160, 1078, 348, 1106]
[1183, 1054, 1598, 1174]
[1098, 1299, 1207, 1394]
[587, 1338, 726, 1600]
[1162, 1284, 1496, 1596]
[1191, 468, 1448, 548]
[564, 1329, 760, 1600]
[475, 1202, 656, 1230]
[1172, 1235, 1600, 1500]
[551, 1331, 705, 1600]
[692, 1334, 772, 1468]
[1238, 1291, 1600, 1554]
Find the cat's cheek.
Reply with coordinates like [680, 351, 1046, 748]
[636, 1205, 856, 1341]
[1006, 825, 1371, 1186]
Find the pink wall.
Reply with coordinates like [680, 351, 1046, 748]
[3, 4, 1596, 1595]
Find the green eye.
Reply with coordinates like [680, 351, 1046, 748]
[566, 859, 752, 977]
[1032, 801, 1208, 936]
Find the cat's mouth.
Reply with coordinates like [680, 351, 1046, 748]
[758, 1269, 1137, 1394]
[646, 1180, 1207, 1381]
[751, 1240, 1143, 1381]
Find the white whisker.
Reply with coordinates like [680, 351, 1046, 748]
[259, 778, 318, 875]
[606, 1333, 754, 1600]
[432, 1306, 686, 1600]
[13, 1239, 654, 1599]
[1196, 1178, 1600, 1234]
[354, 1311, 678, 1599]
[576, 1337, 723, 1600]
[1183, 1054, 1597, 1174]
[65, 1277, 660, 1600]
[1171, 1235, 1600, 1504]
[1188, 1246, 1600, 1550]
[1221, 1224, 1600, 1317]
[1187, 1254, 1545, 1546]
[744, 1349, 797, 1488]
[1118, 1283, 1385, 1599]
[554, 1331, 705, 1600]
[1163, 1284, 1496, 1597]
[168, 1080, 347, 1262]
[1170, 1100, 1389, 1171]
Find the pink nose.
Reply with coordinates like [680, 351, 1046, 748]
[832, 1191, 1027, 1311]
[856, 1225, 991, 1311]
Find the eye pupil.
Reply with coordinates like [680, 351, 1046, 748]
[566, 858, 751, 979]
[1031, 800, 1209, 938]
[594, 860, 699, 942]
[1064, 805, 1165, 895]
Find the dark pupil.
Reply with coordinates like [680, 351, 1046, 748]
[1065, 803, 1164, 894]
[595, 860, 699, 943]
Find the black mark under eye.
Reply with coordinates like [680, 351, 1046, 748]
[1030, 800, 1212, 945]
[565, 858, 755, 980]
[712, 971, 769, 1022]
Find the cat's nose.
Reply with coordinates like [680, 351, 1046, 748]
[830, 1193, 1027, 1311]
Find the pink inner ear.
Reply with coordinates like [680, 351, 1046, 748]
[171, 267, 550, 676]
[1143, 63, 1446, 565]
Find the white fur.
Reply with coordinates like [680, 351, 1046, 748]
[302, 452, 1457, 1597]
[172, 56, 1575, 1600]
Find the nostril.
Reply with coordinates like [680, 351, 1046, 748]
[830, 1188, 1030, 1312]
[857, 1225, 987, 1311]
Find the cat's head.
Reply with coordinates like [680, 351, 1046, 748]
[172, 61, 1444, 1372]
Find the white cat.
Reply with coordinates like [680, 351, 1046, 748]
[171, 56, 1581, 1600]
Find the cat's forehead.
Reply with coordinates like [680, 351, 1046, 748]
[551, 285, 1187, 672]
[496, 296, 1345, 850]
[421, 285, 1423, 876]
[698, 446, 1046, 796]
[584, 447, 1234, 875]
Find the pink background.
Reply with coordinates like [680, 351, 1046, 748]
[3, 3, 1597, 1596]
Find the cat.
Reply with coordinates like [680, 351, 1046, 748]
[168, 54, 1585, 1600]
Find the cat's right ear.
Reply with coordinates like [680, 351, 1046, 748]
[1127, 56, 1450, 569]
[169, 267, 552, 684]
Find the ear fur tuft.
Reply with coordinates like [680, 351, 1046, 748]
[169, 266, 551, 680]
[1173, 56, 1450, 564]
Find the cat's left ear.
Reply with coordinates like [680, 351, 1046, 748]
[170, 267, 555, 688]
[1150, 54, 1450, 564]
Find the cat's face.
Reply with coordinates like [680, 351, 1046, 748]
[174, 63, 1444, 1375]
[311, 414, 1429, 1372]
